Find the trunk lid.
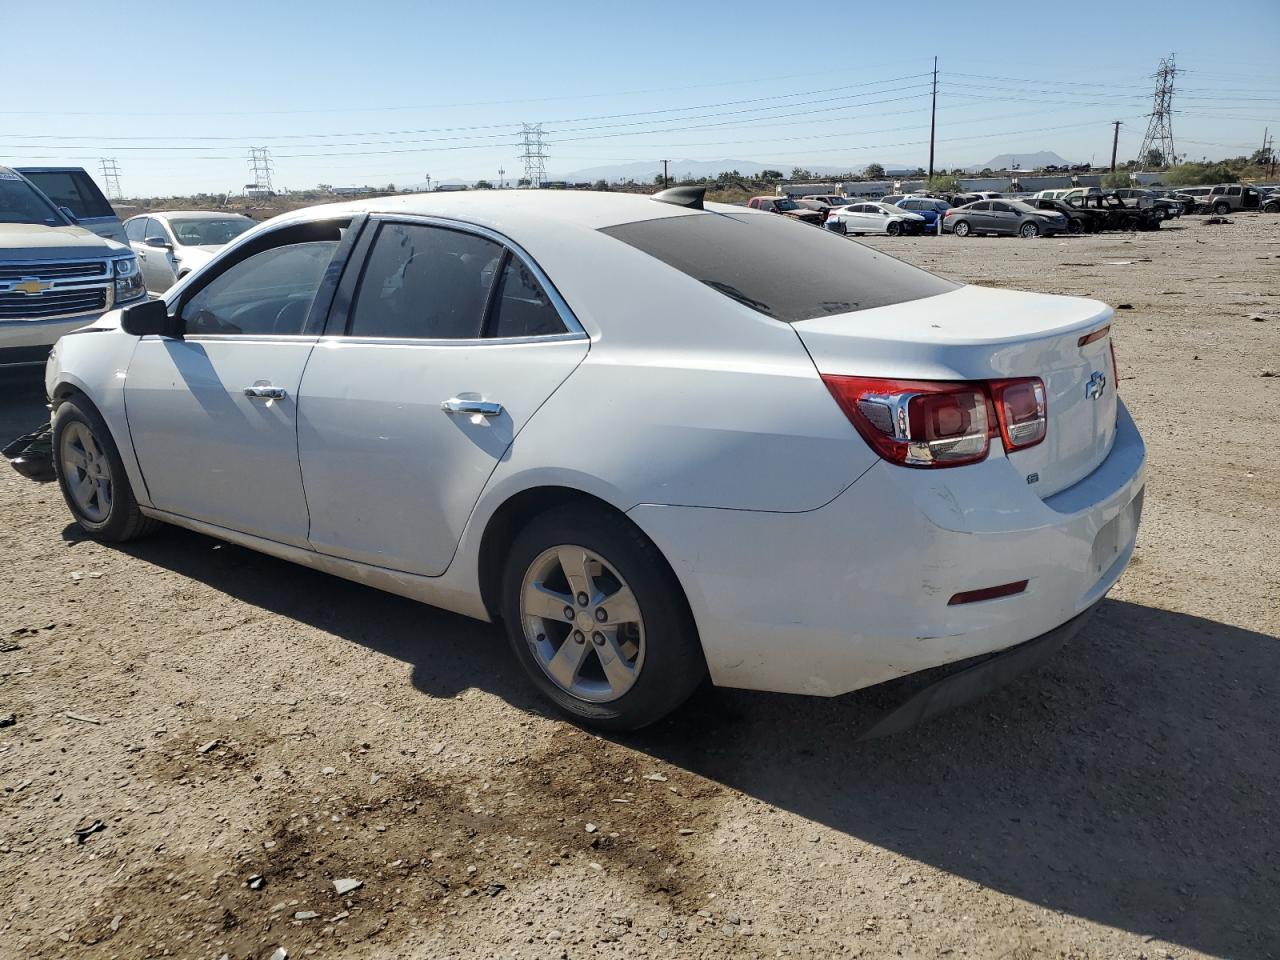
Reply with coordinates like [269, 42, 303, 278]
[793, 284, 1117, 497]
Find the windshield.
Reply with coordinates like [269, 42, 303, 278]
[0, 174, 65, 226]
[600, 211, 957, 323]
[168, 217, 255, 246]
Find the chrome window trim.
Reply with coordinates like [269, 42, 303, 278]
[358, 212, 587, 341]
[314, 331, 587, 349]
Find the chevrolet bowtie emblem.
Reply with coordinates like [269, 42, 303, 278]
[13, 278, 53, 296]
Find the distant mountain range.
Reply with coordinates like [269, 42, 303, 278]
[967, 151, 1076, 172]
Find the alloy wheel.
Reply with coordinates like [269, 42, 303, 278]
[60, 421, 112, 523]
[520, 545, 646, 703]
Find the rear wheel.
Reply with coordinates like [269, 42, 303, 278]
[1019, 221, 1040, 238]
[886, 220, 902, 236]
[1067, 218, 1084, 234]
[501, 504, 706, 730]
[952, 220, 971, 237]
[53, 400, 157, 542]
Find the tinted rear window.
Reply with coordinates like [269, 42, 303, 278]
[21, 171, 115, 219]
[600, 212, 956, 323]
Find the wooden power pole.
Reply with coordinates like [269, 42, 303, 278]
[927, 57, 938, 180]
[1110, 121, 1122, 173]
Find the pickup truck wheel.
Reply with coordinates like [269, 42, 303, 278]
[1212, 201, 1230, 215]
[952, 220, 971, 237]
[53, 400, 157, 543]
[1019, 222, 1040, 238]
[1152, 206, 1167, 221]
[1264, 200, 1280, 213]
[501, 504, 706, 731]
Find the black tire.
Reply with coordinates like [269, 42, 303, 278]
[829, 220, 847, 235]
[1152, 206, 1167, 221]
[1213, 201, 1230, 215]
[886, 220, 902, 236]
[1067, 218, 1084, 234]
[952, 220, 971, 237]
[52, 399, 158, 542]
[500, 504, 706, 730]
[1019, 221, 1040, 238]
[1264, 201, 1280, 214]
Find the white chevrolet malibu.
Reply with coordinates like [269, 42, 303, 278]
[28, 188, 1144, 731]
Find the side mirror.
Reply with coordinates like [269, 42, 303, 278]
[145, 236, 172, 250]
[121, 298, 183, 338]
[58, 206, 80, 224]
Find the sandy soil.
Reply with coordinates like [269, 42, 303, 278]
[1, 214, 1277, 960]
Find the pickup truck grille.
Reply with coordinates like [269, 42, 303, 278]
[0, 260, 109, 281]
[0, 287, 108, 320]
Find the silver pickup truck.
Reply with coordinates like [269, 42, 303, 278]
[1, 166, 146, 368]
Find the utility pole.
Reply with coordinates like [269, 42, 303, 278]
[927, 56, 938, 180]
[1110, 121, 1122, 173]
[498, 167, 505, 189]
[661, 159, 670, 188]
[425, 173, 432, 191]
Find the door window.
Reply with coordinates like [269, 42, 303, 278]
[18, 170, 115, 219]
[1227, 186, 1241, 196]
[181, 240, 339, 336]
[991, 202, 1013, 213]
[486, 256, 568, 338]
[971, 202, 991, 211]
[125, 218, 148, 242]
[145, 219, 170, 242]
[348, 222, 503, 339]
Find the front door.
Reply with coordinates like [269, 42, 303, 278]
[125, 223, 349, 545]
[138, 218, 178, 292]
[297, 217, 589, 576]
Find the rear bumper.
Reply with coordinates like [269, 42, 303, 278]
[631, 401, 1145, 697]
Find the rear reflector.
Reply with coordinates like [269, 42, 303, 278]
[1077, 325, 1111, 347]
[947, 580, 1029, 605]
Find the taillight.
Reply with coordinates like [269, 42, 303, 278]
[822, 375, 1047, 468]
[989, 378, 1046, 450]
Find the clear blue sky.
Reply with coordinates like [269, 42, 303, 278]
[4, 0, 1277, 195]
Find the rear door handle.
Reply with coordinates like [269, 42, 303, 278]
[441, 397, 502, 417]
[244, 385, 287, 401]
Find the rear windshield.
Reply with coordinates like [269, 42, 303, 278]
[20, 170, 115, 219]
[600, 211, 957, 323]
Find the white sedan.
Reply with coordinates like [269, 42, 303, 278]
[826, 201, 928, 236]
[123, 211, 255, 292]
[26, 189, 1144, 731]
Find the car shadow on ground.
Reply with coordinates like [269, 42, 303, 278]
[88, 522, 1279, 959]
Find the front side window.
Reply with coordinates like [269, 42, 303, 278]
[125, 218, 148, 242]
[601, 211, 957, 323]
[348, 222, 503, 339]
[182, 240, 338, 336]
[0, 174, 63, 226]
[145, 219, 170, 243]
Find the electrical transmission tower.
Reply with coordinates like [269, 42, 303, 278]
[247, 146, 275, 195]
[98, 159, 123, 201]
[1137, 55, 1177, 167]
[519, 124, 547, 187]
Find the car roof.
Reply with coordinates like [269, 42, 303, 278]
[145, 210, 256, 221]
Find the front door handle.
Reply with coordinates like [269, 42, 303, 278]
[441, 397, 502, 417]
[244, 384, 287, 401]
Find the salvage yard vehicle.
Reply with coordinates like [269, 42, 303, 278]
[16, 166, 128, 245]
[942, 199, 1069, 237]
[745, 195, 824, 224]
[1029, 197, 1093, 233]
[1065, 193, 1162, 231]
[124, 211, 255, 293]
[0, 165, 147, 368]
[1169, 186, 1213, 213]
[894, 196, 951, 230]
[1203, 183, 1265, 215]
[11, 189, 1145, 733]
[1263, 192, 1280, 214]
[1111, 188, 1182, 220]
[825, 201, 927, 235]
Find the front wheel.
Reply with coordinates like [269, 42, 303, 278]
[1213, 201, 1230, 215]
[501, 504, 706, 730]
[952, 220, 971, 237]
[1264, 201, 1280, 214]
[1019, 221, 1040, 238]
[53, 400, 157, 542]
[1067, 218, 1084, 234]
[886, 220, 902, 236]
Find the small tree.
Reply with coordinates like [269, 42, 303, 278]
[926, 174, 961, 193]
[791, 167, 813, 180]
[474, 180, 493, 189]
[1144, 148, 1165, 168]
[1163, 162, 1238, 186]
[759, 169, 784, 181]
[863, 162, 886, 179]
[593, 179, 609, 191]
[1101, 171, 1129, 189]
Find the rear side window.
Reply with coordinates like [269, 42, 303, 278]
[487, 256, 567, 339]
[349, 222, 503, 339]
[20, 170, 114, 219]
[601, 212, 957, 323]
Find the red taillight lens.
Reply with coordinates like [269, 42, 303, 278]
[822, 375, 1048, 468]
[990, 377, 1047, 451]
[822, 376, 993, 468]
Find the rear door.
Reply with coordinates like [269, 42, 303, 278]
[17, 167, 126, 245]
[297, 216, 589, 576]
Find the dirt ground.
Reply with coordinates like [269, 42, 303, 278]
[1, 214, 1277, 960]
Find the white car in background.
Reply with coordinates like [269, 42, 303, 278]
[19, 188, 1145, 732]
[123, 212, 255, 293]
[826, 201, 928, 236]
